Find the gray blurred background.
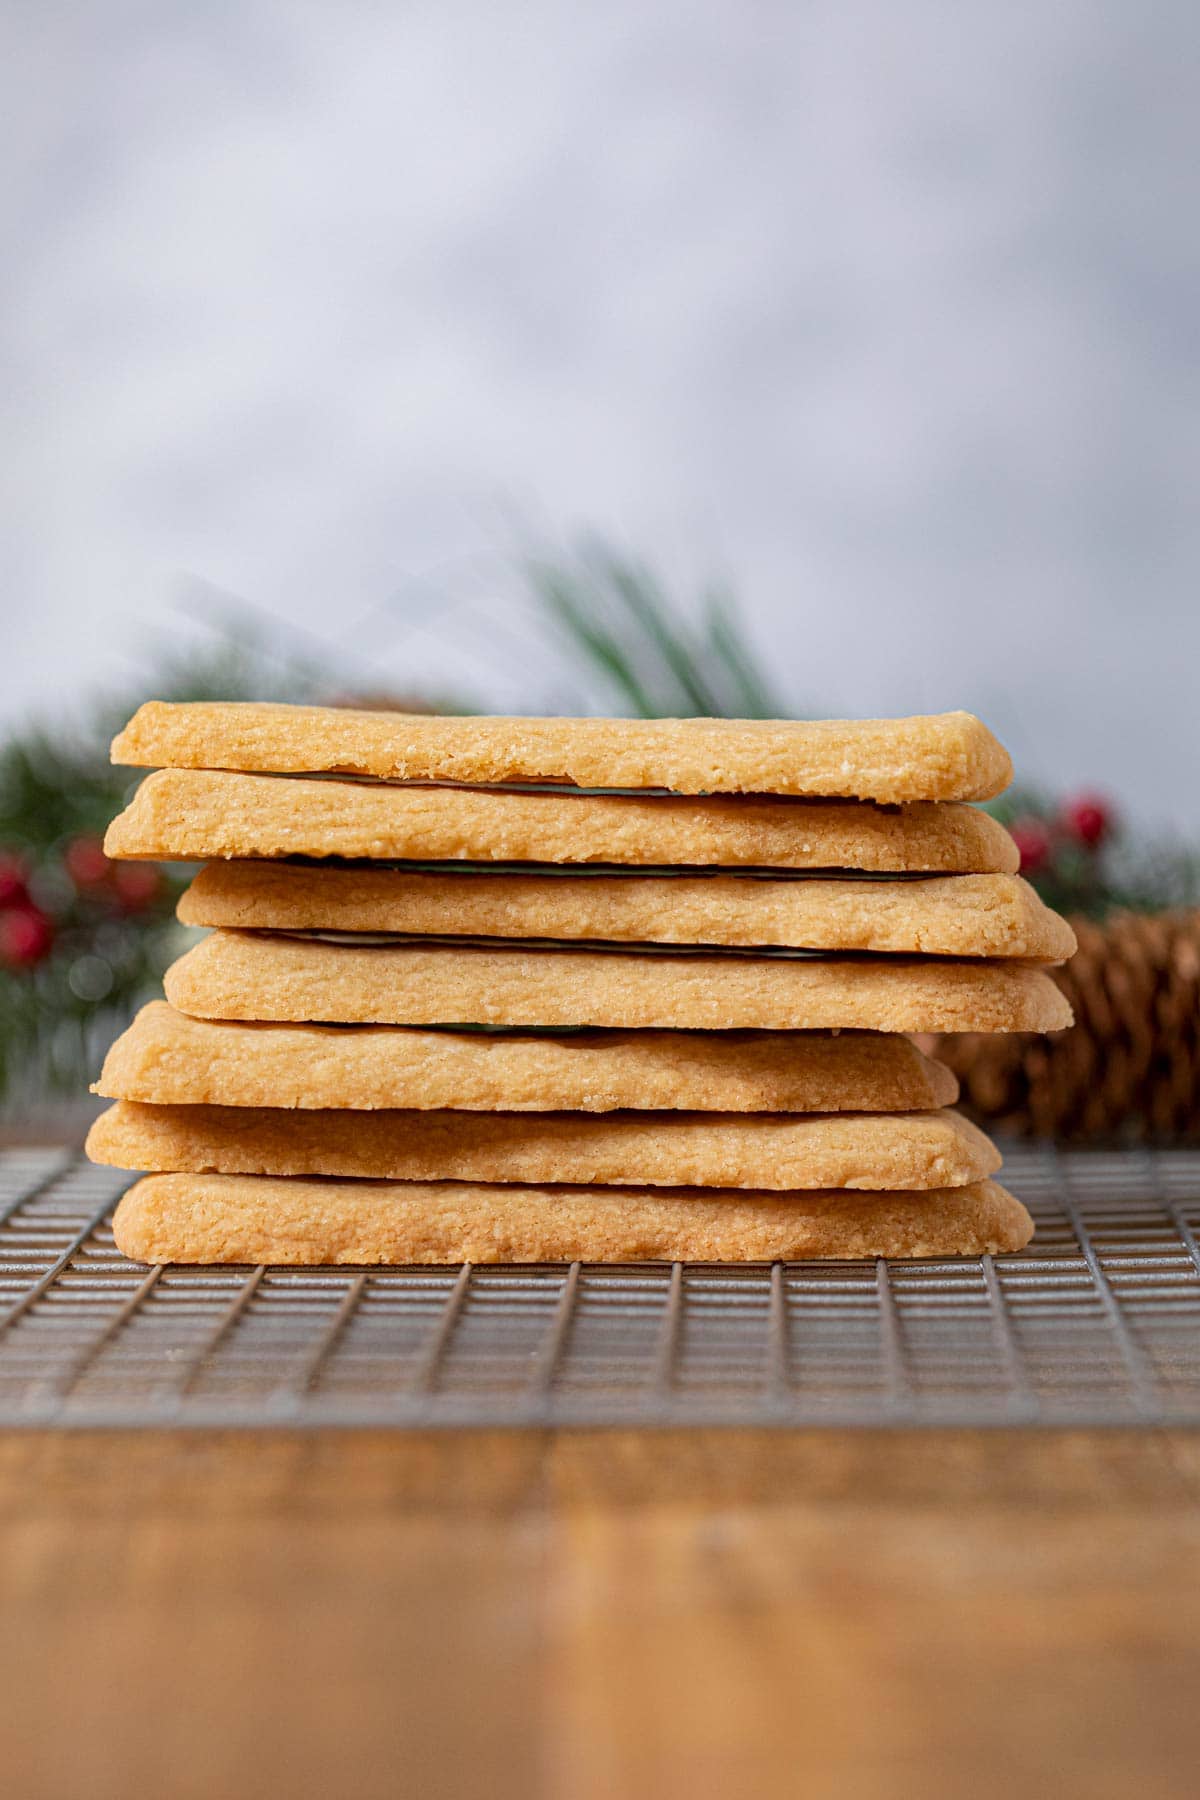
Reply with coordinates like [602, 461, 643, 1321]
[3, 1, 1197, 821]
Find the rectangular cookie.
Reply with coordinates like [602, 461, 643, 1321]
[179, 862, 1075, 961]
[95, 1003, 960, 1113]
[87, 1100, 1000, 1190]
[112, 1173, 1035, 1264]
[164, 931, 1074, 1033]
[104, 769, 1020, 874]
[112, 702, 1013, 803]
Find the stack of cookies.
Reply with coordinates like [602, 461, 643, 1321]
[87, 704, 1074, 1265]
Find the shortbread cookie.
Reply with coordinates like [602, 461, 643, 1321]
[164, 932, 1074, 1032]
[105, 769, 1020, 874]
[112, 1173, 1034, 1264]
[96, 1002, 959, 1113]
[112, 702, 1013, 803]
[88, 1100, 1000, 1190]
[179, 862, 1074, 961]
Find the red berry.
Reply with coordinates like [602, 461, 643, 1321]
[111, 862, 161, 911]
[0, 906, 54, 968]
[0, 853, 27, 908]
[1011, 817, 1052, 875]
[1062, 794, 1112, 849]
[64, 835, 111, 886]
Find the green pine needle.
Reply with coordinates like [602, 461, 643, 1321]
[529, 540, 784, 719]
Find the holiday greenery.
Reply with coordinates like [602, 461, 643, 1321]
[529, 539, 785, 718]
[986, 788, 1200, 920]
[0, 636, 325, 1105]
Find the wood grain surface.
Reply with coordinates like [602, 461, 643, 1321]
[1, 1428, 1198, 1799]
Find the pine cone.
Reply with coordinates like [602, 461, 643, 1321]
[929, 909, 1200, 1141]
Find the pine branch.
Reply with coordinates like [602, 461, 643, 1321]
[582, 543, 726, 716]
[529, 563, 665, 718]
[702, 585, 782, 718]
[530, 540, 784, 720]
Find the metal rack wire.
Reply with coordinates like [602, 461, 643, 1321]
[1, 1144, 1198, 1428]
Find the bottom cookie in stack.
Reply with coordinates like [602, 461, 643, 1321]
[89, 1008, 1032, 1262]
[108, 1174, 1031, 1265]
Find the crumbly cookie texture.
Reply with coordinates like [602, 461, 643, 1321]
[88, 1100, 1000, 1191]
[111, 702, 1013, 803]
[105, 770, 1020, 874]
[112, 1173, 1034, 1264]
[164, 932, 1074, 1033]
[179, 862, 1074, 962]
[95, 1003, 959, 1114]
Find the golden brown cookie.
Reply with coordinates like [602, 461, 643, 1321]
[112, 1172, 1034, 1264]
[112, 702, 1013, 802]
[164, 931, 1073, 1032]
[95, 1002, 959, 1113]
[88, 1100, 1000, 1190]
[105, 769, 1020, 873]
[179, 861, 1074, 961]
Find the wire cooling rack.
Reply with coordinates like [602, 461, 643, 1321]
[0, 1144, 1198, 1428]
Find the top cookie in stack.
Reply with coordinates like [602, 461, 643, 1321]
[90, 703, 1074, 1265]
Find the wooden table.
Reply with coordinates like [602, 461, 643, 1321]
[2, 1427, 1198, 1798]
